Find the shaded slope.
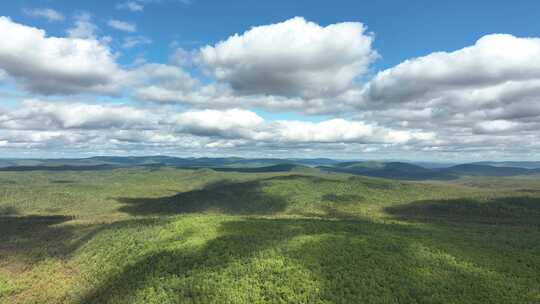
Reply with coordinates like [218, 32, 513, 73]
[319, 162, 456, 180]
[320, 161, 540, 180]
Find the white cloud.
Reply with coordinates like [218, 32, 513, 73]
[0, 69, 7, 81]
[123, 36, 152, 48]
[364, 34, 540, 105]
[273, 119, 374, 143]
[0, 100, 155, 130]
[108, 19, 137, 32]
[67, 13, 97, 39]
[116, 0, 191, 12]
[270, 119, 435, 145]
[172, 107, 436, 146]
[116, 1, 144, 12]
[1, 16, 540, 159]
[199, 17, 377, 98]
[0, 100, 438, 157]
[169, 48, 193, 66]
[132, 18, 378, 114]
[0, 16, 122, 95]
[23, 8, 64, 22]
[357, 33, 540, 151]
[173, 109, 264, 138]
[133, 80, 344, 114]
[1, 102, 537, 160]
[474, 120, 520, 134]
[128, 63, 199, 94]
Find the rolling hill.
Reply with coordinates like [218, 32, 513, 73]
[0, 156, 340, 169]
[318, 161, 454, 180]
[319, 161, 540, 180]
[471, 161, 540, 169]
[1, 166, 540, 303]
[0, 157, 539, 180]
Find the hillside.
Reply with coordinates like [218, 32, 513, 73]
[319, 161, 452, 180]
[212, 163, 317, 173]
[320, 161, 540, 180]
[445, 164, 534, 176]
[2, 157, 539, 181]
[0, 156, 340, 169]
[472, 161, 540, 169]
[1, 167, 540, 303]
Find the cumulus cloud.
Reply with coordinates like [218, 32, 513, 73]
[134, 80, 354, 114]
[473, 120, 521, 134]
[357, 33, 540, 156]
[0, 16, 123, 95]
[173, 109, 264, 138]
[129, 63, 200, 95]
[108, 19, 136, 32]
[198, 17, 377, 98]
[67, 13, 97, 39]
[271, 119, 435, 144]
[0, 100, 154, 130]
[364, 34, 540, 105]
[23, 8, 64, 22]
[2, 105, 536, 160]
[169, 47, 194, 66]
[1, 16, 540, 159]
[131, 18, 377, 114]
[186, 107, 426, 146]
[272, 119, 374, 143]
[0, 100, 438, 157]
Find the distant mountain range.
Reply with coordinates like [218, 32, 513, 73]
[318, 162, 455, 180]
[0, 156, 539, 180]
[0, 156, 341, 169]
[318, 162, 540, 180]
[471, 161, 540, 169]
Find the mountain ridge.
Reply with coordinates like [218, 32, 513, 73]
[0, 156, 539, 180]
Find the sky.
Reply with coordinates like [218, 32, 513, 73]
[1, 0, 540, 161]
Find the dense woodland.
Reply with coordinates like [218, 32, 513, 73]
[1, 164, 539, 303]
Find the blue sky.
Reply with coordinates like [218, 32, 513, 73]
[1, 1, 540, 160]
[4, 0, 540, 69]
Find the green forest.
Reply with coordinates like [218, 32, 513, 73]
[1, 167, 539, 303]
